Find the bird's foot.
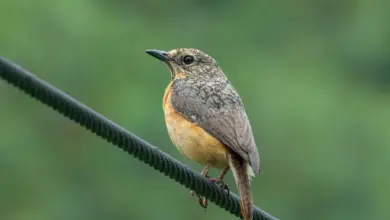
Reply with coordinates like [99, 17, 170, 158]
[209, 177, 230, 195]
[190, 191, 208, 209]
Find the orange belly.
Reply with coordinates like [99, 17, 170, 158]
[163, 82, 229, 169]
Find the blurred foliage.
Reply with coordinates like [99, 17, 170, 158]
[1, 0, 389, 219]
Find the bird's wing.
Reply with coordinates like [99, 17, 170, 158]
[170, 81, 260, 173]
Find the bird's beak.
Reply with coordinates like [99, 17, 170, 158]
[145, 49, 169, 62]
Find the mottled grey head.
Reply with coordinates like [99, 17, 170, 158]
[145, 48, 224, 79]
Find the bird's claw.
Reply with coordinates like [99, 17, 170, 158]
[190, 190, 208, 209]
[189, 175, 229, 209]
[209, 177, 230, 195]
[198, 196, 208, 209]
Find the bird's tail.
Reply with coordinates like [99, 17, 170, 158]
[228, 152, 254, 220]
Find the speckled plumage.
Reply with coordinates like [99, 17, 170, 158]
[163, 81, 230, 169]
[166, 48, 260, 174]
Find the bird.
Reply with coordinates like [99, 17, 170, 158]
[145, 48, 260, 220]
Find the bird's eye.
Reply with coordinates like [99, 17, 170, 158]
[182, 55, 195, 65]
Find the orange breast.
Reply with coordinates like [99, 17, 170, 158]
[163, 81, 229, 169]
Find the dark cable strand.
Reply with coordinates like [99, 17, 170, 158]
[0, 57, 278, 220]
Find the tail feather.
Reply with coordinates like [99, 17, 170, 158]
[228, 152, 253, 220]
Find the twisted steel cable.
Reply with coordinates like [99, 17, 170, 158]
[0, 57, 278, 220]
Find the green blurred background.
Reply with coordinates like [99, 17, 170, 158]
[1, 0, 389, 219]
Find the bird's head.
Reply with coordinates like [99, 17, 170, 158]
[145, 48, 224, 79]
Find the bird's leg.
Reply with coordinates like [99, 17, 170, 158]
[190, 164, 211, 209]
[201, 164, 211, 176]
[190, 164, 211, 196]
[209, 166, 230, 195]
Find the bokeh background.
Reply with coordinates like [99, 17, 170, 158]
[1, 0, 389, 219]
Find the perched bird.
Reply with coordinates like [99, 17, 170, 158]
[146, 48, 260, 220]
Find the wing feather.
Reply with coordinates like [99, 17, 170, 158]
[170, 81, 260, 173]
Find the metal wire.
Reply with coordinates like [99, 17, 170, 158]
[0, 57, 278, 220]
